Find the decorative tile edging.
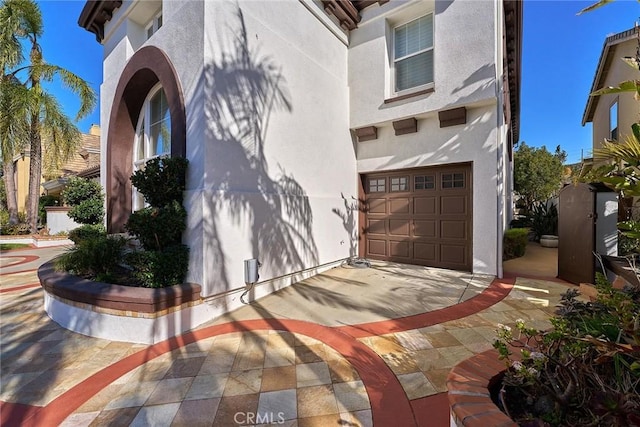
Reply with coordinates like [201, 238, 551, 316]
[447, 349, 517, 427]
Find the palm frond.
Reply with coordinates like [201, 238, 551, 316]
[577, 0, 615, 15]
[35, 64, 97, 120]
[593, 136, 640, 167]
[39, 92, 81, 170]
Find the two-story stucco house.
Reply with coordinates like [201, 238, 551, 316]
[583, 25, 640, 219]
[79, 0, 521, 326]
[583, 26, 639, 153]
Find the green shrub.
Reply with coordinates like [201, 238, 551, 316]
[493, 275, 640, 426]
[130, 156, 188, 207]
[62, 177, 104, 225]
[528, 201, 558, 241]
[503, 228, 529, 260]
[55, 234, 127, 282]
[0, 222, 30, 235]
[126, 245, 189, 288]
[125, 200, 186, 250]
[38, 195, 60, 224]
[68, 224, 106, 244]
[0, 209, 8, 227]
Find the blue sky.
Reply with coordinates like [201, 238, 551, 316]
[33, 0, 640, 164]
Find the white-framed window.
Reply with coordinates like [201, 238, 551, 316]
[132, 84, 171, 211]
[145, 12, 163, 40]
[393, 13, 434, 93]
[609, 100, 618, 141]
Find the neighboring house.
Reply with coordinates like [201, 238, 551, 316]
[79, 0, 521, 314]
[583, 26, 640, 220]
[13, 124, 101, 210]
[583, 26, 640, 152]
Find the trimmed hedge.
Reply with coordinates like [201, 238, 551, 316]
[126, 245, 189, 288]
[503, 228, 529, 260]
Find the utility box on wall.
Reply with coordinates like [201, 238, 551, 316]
[558, 183, 618, 284]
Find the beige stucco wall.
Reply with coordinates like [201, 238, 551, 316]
[591, 38, 640, 151]
[14, 156, 30, 213]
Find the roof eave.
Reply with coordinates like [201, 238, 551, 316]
[582, 26, 639, 126]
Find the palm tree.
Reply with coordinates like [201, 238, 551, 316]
[0, 0, 96, 232]
[0, 0, 32, 225]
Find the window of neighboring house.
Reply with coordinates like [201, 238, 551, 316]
[393, 13, 434, 93]
[132, 84, 171, 211]
[145, 12, 163, 39]
[609, 100, 618, 141]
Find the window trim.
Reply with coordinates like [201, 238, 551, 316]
[390, 176, 409, 192]
[609, 98, 618, 141]
[132, 83, 171, 211]
[392, 12, 435, 96]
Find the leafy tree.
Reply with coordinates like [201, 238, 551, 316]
[61, 176, 103, 225]
[0, 0, 96, 233]
[514, 142, 567, 212]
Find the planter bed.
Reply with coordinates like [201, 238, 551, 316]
[38, 260, 201, 313]
[447, 349, 517, 427]
[37, 260, 208, 344]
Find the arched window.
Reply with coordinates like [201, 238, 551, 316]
[132, 84, 171, 210]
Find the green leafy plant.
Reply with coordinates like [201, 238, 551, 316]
[67, 224, 105, 244]
[493, 275, 640, 426]
[504, 228, 529, 260]
[125, 200, 186, 251]
[126, 244, 189, 288]
[528, 202, 558, 242]
[38, 194, 59, 224]
[130, 156, 188, 207]
[125, 156, 190, 287]
[61, 177, 104, 225]
[514, 142, 567, 213]
[55, 234, 128, 283]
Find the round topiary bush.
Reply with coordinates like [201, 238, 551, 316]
[62, 177, 104, 225]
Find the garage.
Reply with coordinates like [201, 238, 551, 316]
[360, 163, 472, 271]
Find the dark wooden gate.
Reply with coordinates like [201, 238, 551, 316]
[558, 184, 596, 284]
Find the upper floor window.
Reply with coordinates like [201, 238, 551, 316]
[609, 100, 618, 141]
[133, 84, 171, 210]
[146, 12, 163, 39]
[393, 14, 434, 93]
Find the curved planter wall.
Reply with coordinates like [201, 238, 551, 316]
[38, 260, 208, 344]
[447, 349, 517, 427]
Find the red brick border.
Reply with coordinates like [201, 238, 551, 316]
[447, 349, 516, 427]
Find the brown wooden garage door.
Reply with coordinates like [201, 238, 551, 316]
[361, 164, 472, 271]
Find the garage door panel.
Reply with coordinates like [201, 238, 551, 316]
[441, 245, 466, 265]
[441, 196, 467, 215]
[363, 164, 471, 271]
[389, 220, 410, 236]
[368, 239, 387, 256]
[367, 219, 386, 235]
[441, 220, 466, 240]
[368, 198, 386, 214]
[414, 220, 437, 238]
[389, 240, 410, 258]
[414, 243, 437, 262]
[414, 197, 437, 215]
[389, 198, 410, 214]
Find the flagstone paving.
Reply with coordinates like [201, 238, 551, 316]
[0, 246, 571, 426]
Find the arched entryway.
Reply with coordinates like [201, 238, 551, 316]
[106, 45, 186, 232]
